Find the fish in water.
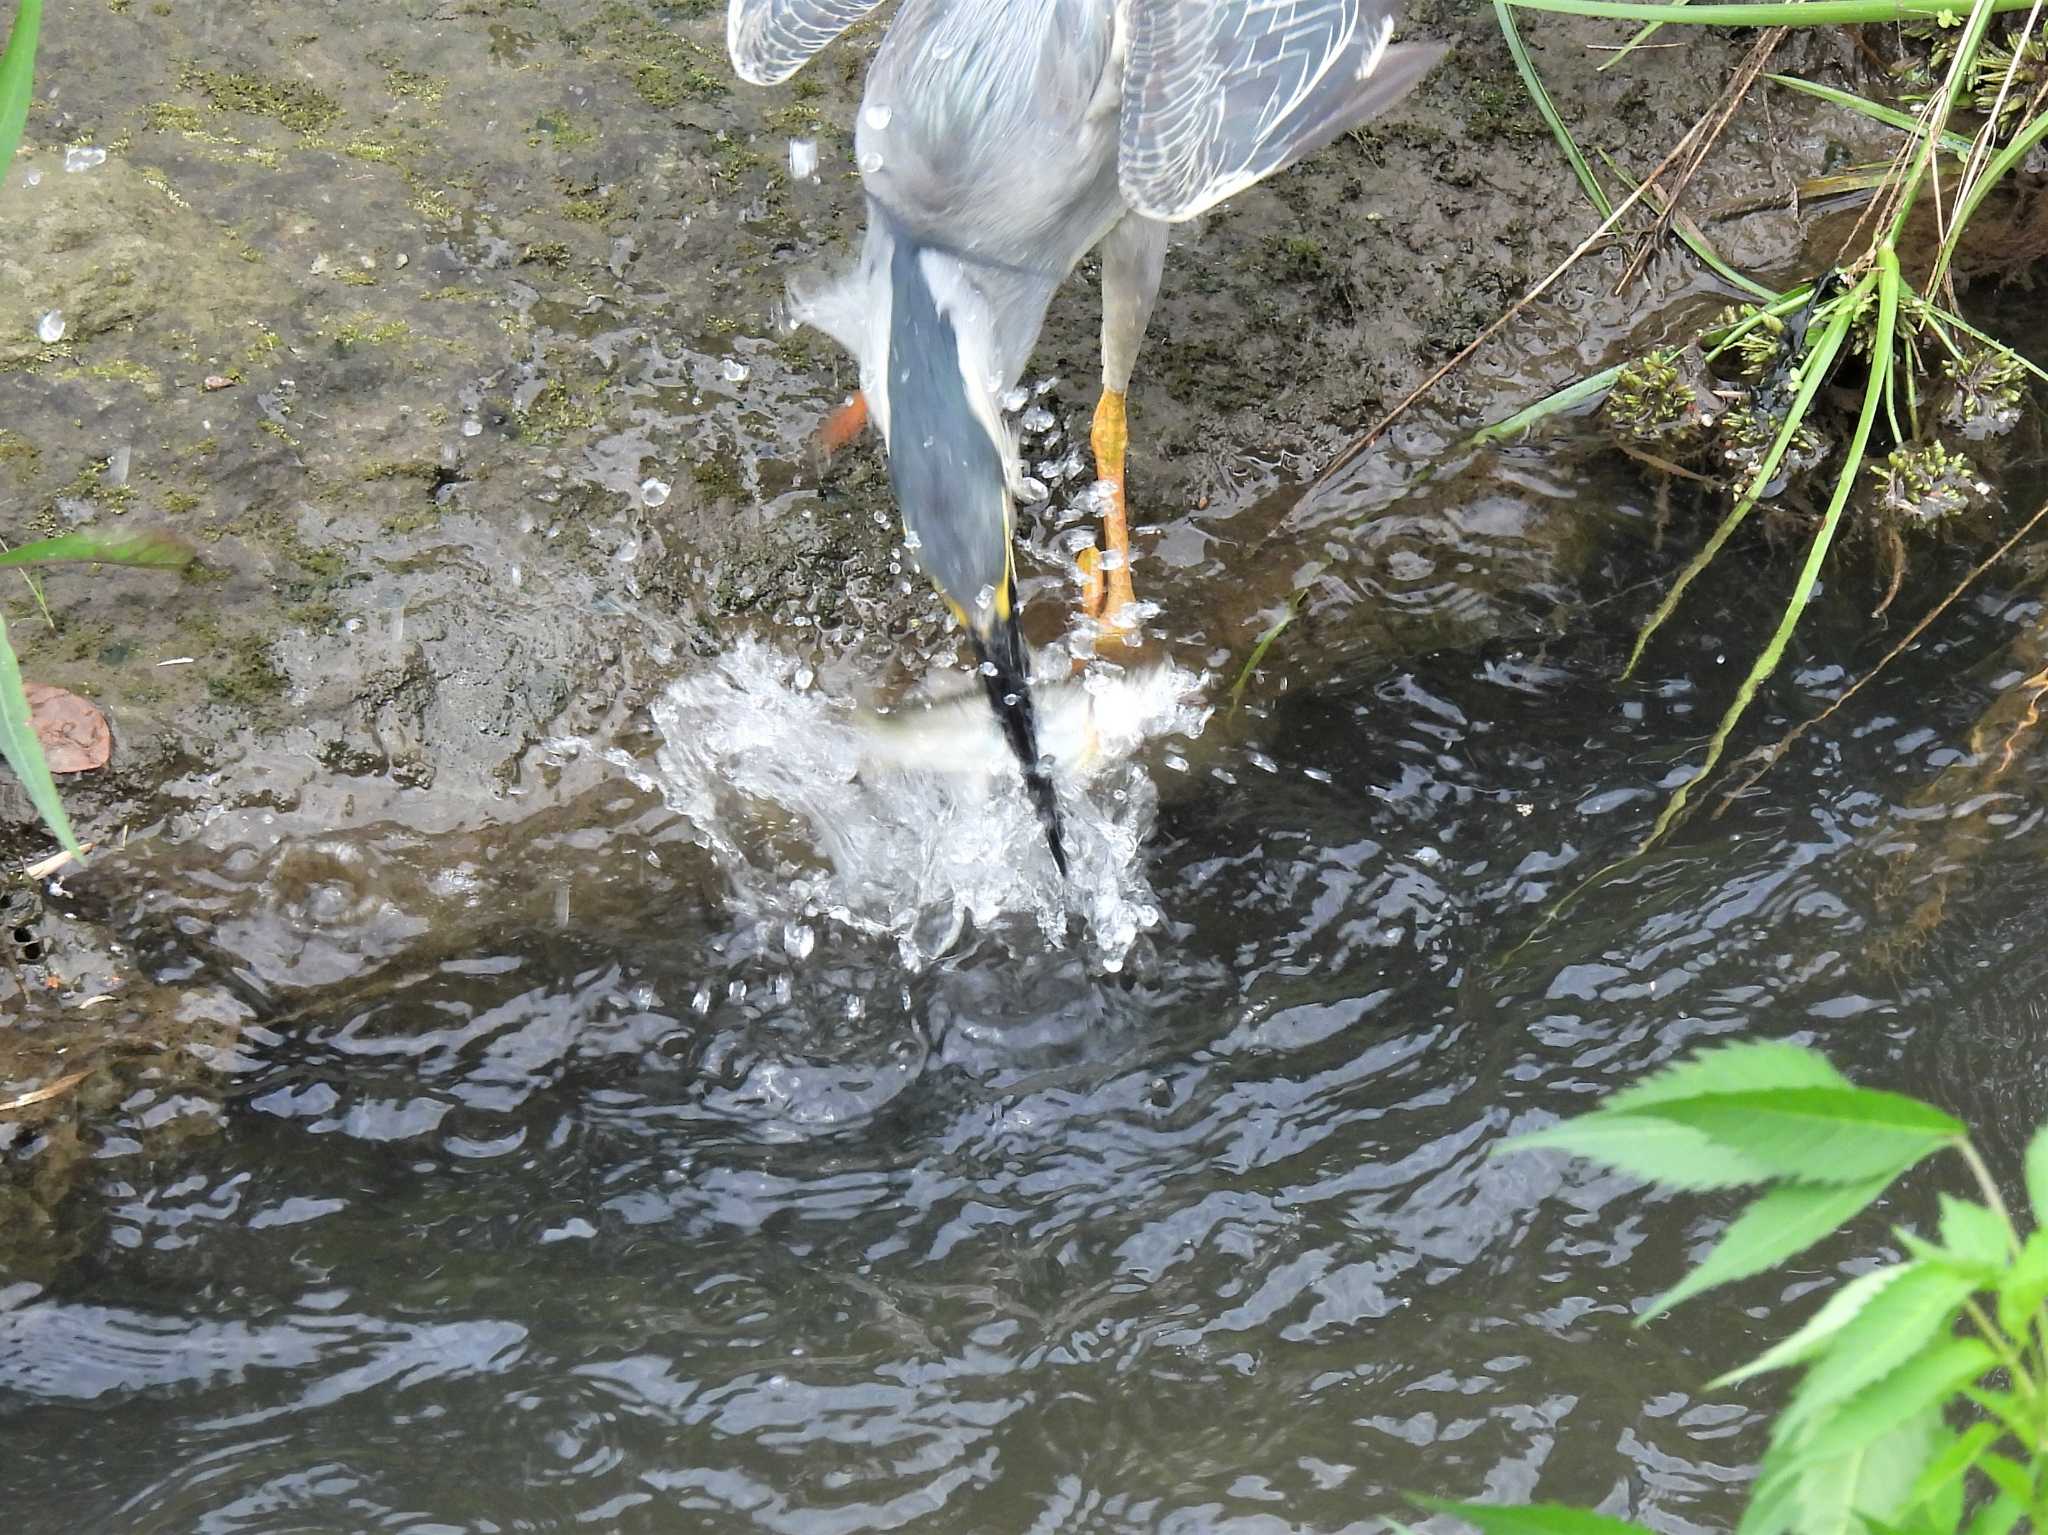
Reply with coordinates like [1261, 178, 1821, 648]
[724, 0, 1443, 872]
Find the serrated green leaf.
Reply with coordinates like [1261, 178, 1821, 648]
[1645, 1176, 1895, 1321]
[1710, 1265, 1908, 1389]
[1937, 1196, 2010, 1268]
[1504, 1115, 1773, 1190]
[1649, 1088, 1960, 1184]
[1780, 1265, 1977, 1435]
[1894, 1227, 1999, 1286]
[1604, 1041, 1850, 1116]
[0, 609, 80, 854]
[0, 529, 194, 570]
[1407, 1500, 1657, 1534]
[1905, 1420, 2001, 1511]
[1790, 1338, 1994, 1463]
[1994, 1228, 2048, 1337]
[1744, 1406, 1942, 1535]
[0, 0, 42, 186]
[2025, 1123, 2048, 1232]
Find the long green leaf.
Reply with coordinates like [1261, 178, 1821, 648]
[1904, 1421, 2002, 1514]
[1620, 276, 1866, 680]
[0, 528, 194, 570]
[1710, 1263, 1909, 1389]
[1496, 0, 1613, 216]
[1507, 1114, 1775, 1189]
[0, 609, 80, 855]
[1637, 250, 1897, 846]
[1992, 1227, 2048, 1336]
[1462, 365, 1625, 450]
[1778, 1263, 1979, 1436]
[1764, 73, 1976, 156]
[1604, 1041, 1850, 1114]
[1789, 1337, 1996, 1462]
[1644, 1174, 1896, 1320]
[1649, 1086, 1962, 1184]
[0, 0, 41, 183]
[1743, 1407, 1943, 1535]
[1597, 0, 1694, 71]
[1506, 0, 2041, 24]
[1409, 1500, 1658, 1534]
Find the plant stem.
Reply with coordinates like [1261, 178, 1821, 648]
[1964, 1296, 2039, 1397]
[1958, 1136, 2025, 1259]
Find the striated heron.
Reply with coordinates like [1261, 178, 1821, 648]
[726, 0, 1443, 873]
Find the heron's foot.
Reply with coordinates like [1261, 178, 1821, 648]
[816, 391, 869, 458]
[1077, 389, 1143, 658]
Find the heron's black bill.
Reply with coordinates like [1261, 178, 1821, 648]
[971, 614, 1069, 879]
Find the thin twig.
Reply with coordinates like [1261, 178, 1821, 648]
[1616, 28, 1788, 294]
[1713, 494, 2048, 814]
[0, 1067, 89, 1115]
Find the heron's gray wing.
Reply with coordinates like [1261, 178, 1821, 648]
[726, 0, 888, 85]
[1118, 0, 1440, 222]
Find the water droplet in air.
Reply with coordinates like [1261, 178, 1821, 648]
[23, 170, 40, 187]
[863, 104, 893, 130]
[787, 137, 818, 180]
[1019, 405, 1055, 435]
[1001, 386, 1030, 413]
[460, 417, 482, 437]
[640, 477, 672, 508]
[64, 146, 107, 174]
[36, 310, 64, 344]
[902, 529, 922, 550]
[1017, 476, 1048, 503]
[858, 150, 884, 175]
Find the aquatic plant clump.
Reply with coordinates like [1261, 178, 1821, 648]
[1870, 440, 1991, 524]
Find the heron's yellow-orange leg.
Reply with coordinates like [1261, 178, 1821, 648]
[818, 391, 869, 457]
[1078, 387, 1139, 651]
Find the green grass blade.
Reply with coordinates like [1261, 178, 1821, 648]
[1462, 364, 1625, 450]
[1636, 253, 1895, 844]
[1766, 72, 1976, 155]
[1597, 0, 1695, 71]
[1495, 0, 1614, 216]
[1620, 277, 1867, 681]
[0, 608, 81, 856]
[0, 528, 194, 569]
[0, 0, 41, 182]
[1228, 591, 1305, 709]
[1506, 0, 2041, 24]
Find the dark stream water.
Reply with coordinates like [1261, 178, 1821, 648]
[8, 431, 2048, 1534]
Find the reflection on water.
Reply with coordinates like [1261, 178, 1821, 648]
[9, 451, 2048, 1534]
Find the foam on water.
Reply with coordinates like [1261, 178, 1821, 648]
[640, 638, 1209, 970]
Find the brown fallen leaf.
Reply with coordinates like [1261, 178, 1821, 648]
[24, 683, 112, 773]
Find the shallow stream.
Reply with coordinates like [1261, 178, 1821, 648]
[10, 420, 2048, 1533]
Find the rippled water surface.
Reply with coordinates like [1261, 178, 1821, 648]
[10, 436, 2048, 1534]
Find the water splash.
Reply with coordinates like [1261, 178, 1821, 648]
[643, 638, 1208, 970]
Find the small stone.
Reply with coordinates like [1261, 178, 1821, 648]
[203, 374, 235, 391]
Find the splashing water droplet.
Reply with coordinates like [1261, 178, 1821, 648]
[1019, 405, 1056, 435]
[1001, 386, 1031, 413]
[722, 357, 750, 384]
[63, 146, 107, 174]
[460, 417, 482, 437]
[863, 104, 893, 130]
[1017, 476, 1049, 504]
[787, 137, 818, 180]
[36, 310, 64, 344]
[858, 150, 884, 175]
[640, 477, 671, 508]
